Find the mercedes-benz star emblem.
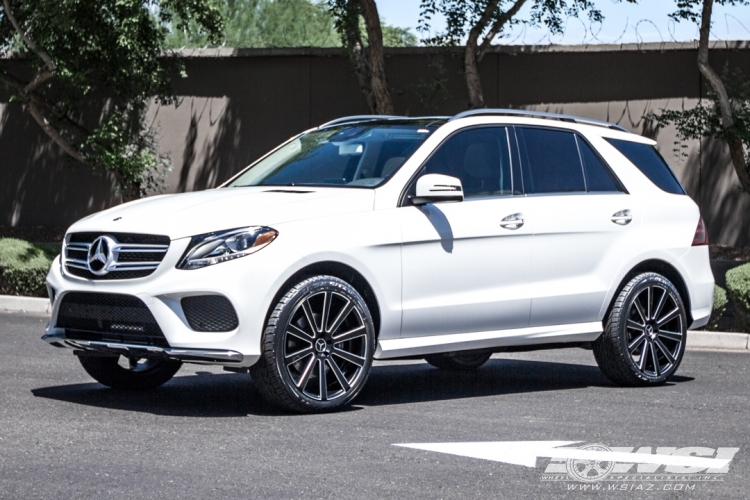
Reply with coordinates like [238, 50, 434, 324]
[315, 338, 328, 354]
[87, 236, 117, 276]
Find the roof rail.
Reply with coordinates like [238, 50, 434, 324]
[318, 115, 405, 128]
[318, 115, 450, 129]
[449, 108, 629, 133]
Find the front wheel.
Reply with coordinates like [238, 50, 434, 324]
[78, 355, 182, 390]
[594, 272, 687, 386]
[251, 275, 376, 413]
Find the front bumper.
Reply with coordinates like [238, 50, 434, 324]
[42, 333, 244, 363]
[45, 236, 305, 367]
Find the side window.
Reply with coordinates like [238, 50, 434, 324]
[575, 136, 622, 192]
[605, 138, 686, 195]
[422, 127, 513, 198]
[517, 127, 585, 194]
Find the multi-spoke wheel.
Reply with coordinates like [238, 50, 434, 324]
[78, 354, 182, 390]
[251, 275, 375, 412]
[424, 351, 492, 371]
[594, 272, 687, 386]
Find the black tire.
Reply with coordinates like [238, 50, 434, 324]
[250, 275, 376, 413]
[424, 351, 492, 371]
[594, 272, 687, 386]
[78, 355, 182, 390]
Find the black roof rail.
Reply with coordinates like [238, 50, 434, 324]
[318, 115, 405, 128]
[318, 115, 450, 129]
[449, 108, 629, 133]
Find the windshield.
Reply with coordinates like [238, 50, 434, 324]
[227, 120, 443, 188]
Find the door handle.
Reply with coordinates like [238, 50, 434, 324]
[611, 209, 632, 225]
[500, 213, 524, 230]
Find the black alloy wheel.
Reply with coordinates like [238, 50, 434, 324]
[251, 275, 375, 412]
[594, 272, 687, 386]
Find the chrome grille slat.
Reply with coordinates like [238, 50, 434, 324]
[63, 232, 170, 280]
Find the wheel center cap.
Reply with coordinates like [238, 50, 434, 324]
[315, 338, 328, 353]
[645, 324, 656, 338]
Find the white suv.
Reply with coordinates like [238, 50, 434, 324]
[44, 110, 714, 412]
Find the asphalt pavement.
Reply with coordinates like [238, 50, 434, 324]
[1, 312, 749, 499]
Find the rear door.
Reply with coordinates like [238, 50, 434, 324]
[515, 126, 639, 327]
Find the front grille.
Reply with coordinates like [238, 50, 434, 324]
[64, 232, 170, 280]
[182, 295, 239, 332]
[57, 292, 168, 347]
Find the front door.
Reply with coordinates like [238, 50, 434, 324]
[400, 126, 533, 338]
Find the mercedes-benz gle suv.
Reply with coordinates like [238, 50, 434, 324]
[43, 109, 714, 412]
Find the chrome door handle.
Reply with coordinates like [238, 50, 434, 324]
[500, 213, 524, 230]
[611, 209, 632, 225]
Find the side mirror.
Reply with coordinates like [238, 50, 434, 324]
[410, 174, 464, 206]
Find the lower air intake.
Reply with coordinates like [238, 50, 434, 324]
[181, 295, 239, 332]
[57, 292, 168, 347]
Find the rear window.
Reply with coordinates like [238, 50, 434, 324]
[605, 138, 685, 195]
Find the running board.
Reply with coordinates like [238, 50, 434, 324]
[375, 322, 603, 359]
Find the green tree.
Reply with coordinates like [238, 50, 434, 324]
[418, 0, 635, 109]
[165, 0, 417, 49]
[651, 0, 750, 196]
[0, 0, 224, 200]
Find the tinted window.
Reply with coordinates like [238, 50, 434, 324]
[423, 127, 513, 198]
[227, 122, 438, 188]
[518, 128, 585, 193]
[605, 138, 685, 195]
[576, 136, 621, 192]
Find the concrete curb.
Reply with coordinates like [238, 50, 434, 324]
[0, 295, 50, 314]
[687, 331, 750, 351]
[1, 294, 748, 351]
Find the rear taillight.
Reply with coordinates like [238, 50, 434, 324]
[692, 217, 708, 246]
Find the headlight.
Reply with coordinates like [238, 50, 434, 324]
[177, 227, 278, 270]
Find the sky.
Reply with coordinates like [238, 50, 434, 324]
[375, 0, 750, 45]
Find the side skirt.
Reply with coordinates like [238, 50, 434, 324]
[375, 322, 603, 360]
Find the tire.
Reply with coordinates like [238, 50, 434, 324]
[594, 272, 687, 386]
[78, 355, 182, 390]
[250, 275, 376, 413]
[424, 351, 492, 371]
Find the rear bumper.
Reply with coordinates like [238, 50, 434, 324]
[673, 245, 714, 329]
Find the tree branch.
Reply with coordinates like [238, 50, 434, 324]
[477, 0, 528, 62]
[23, 68, 55, 93]
[2, 0, 56, 72]
[26, 102, 89, 166]
[696, 0, 750, 193]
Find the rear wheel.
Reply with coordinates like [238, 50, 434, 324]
[78, 355, 182, 390]
[425, 351, 492, 371]
[594, 272, 687, 386]
[251, 275, 375, 413]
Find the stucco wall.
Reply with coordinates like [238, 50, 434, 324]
[1, 41, 749, 244]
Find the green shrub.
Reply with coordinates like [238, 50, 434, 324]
[708, 285, 728, 330]
[726, 263, 750, 332]
[0, 238, 59, 297]
[726, 263, 750, 311]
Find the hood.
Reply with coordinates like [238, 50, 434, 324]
[68, 187, 376, 239]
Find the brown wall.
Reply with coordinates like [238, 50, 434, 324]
[2, 42, 750, 244]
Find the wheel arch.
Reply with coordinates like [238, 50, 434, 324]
[264, 261, 382, 339]
[605, 259, 692, 326]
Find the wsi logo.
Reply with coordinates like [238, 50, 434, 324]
[540, 443, 739, 483]
[394, 441, 739, 484]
